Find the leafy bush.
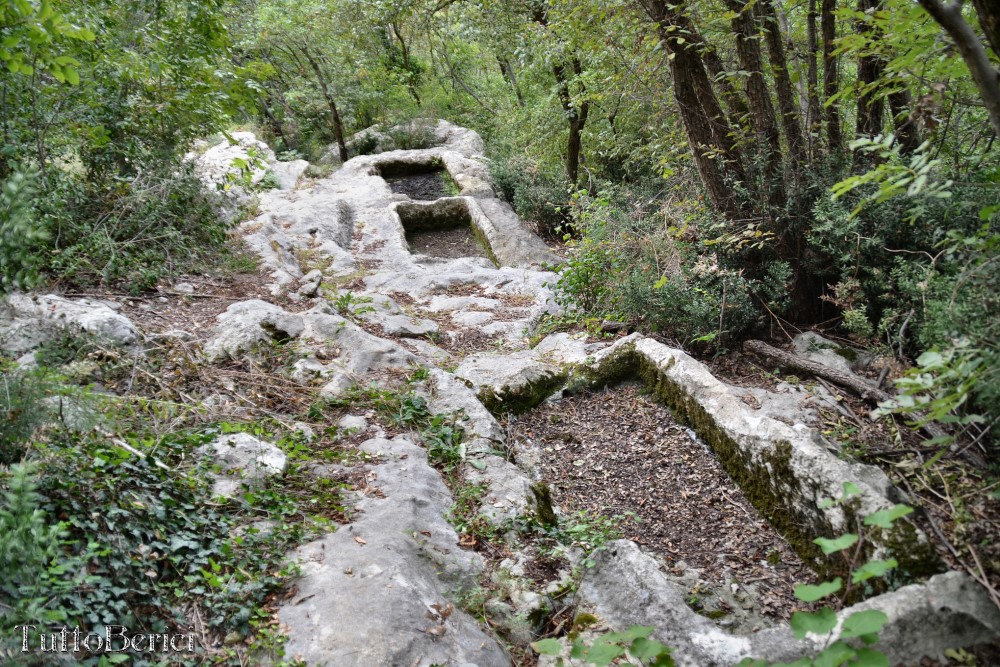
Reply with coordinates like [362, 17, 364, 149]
[41, 164, 233, 293]
[553, 192, 789, 347]
[16, 427, 305, 665]
[0, 364, 60, 465]
[0, 168, 47, 292]
[0, 463, 90, 656]
[489, 153, 571, 238]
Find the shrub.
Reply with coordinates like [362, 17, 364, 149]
[0, 364, 59, 465]
[489, 153, 570, 238]
[0, 168, 47, 293]
[40, 163, 233, 293]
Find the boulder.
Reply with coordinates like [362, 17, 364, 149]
[792, 331, 871, 374]
[203, 300, 304, 361]
[3, 293, 139, 348]
[197, 433, 287, 499]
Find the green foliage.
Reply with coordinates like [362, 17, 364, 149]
[489, 150, 571, 238]
[0, 168, 47, 292]
[41, 164, 233, 292]
[740, 485, 910, 667]
[0, 363, 62, 465]
[532, 625, 675, 667]
[553, 190, 789, 347]
[0, 462, 88, 644]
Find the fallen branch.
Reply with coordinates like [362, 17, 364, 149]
[744, 339, 959, 454]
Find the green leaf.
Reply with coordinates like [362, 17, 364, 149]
[814, 533, 858, 555]
[863, 504, 913, 529]
[794, 578, 842, 602]
[790, 608, 838, 639]
[64, 66, 79, 85]
[839, 610, 888, 639]
[813, 641, 856, 667]
[584, 641, 626, 666]
[630, 637, 670, 659]
[851, 559, 897, 584]
[842, 482, 861, 497]
[530, 638, 562, 656]
[852, 648, 890, 667]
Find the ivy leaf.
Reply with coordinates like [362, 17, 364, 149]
[814, 533, 858, 555]
[852, 647, 890, 667]
[852, 559, 897, 584]
[584, 641, 626, 666]
[863, 504, 913, 529]
[794, 578, 842, 602]
[530, 638, 562, 656]
[813, 641, 857, 667]
[630, 637, 670, 659]
[839, 610, 888, 639]
[790, 608, 838, 639]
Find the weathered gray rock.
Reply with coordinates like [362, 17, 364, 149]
[270, 159, 309, 190]
[455, 352, 566, 414]
[187, 132, 275, 190]
[570, 336, 935, 575]
[203, 300, 304, 361]
[3, 293, 139, 347]
[277, 437, 510, 667]
[197, 433, 287, 499]
[296, 269, 323, 298]
[576, 540, 1000, 666]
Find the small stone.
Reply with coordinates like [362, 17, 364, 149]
[174, 282, 195, 294]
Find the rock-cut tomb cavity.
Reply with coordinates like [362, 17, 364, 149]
[510, 383, 815, 622]
[378, 158, 457, 201]
[397, 198, 493, 262]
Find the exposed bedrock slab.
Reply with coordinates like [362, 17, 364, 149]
[574, 541, 999, 667]
[455, 334, 611, 415]
[429, 370, 538, 523]
[278, 437, 510, 667]
[2, 293, 139, 351]
[203, 301, 416, 394]
[565, 335, 940, 579]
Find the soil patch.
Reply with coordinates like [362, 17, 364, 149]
[385, 171, 452, 200]
[509, 383, 815, 620]
[406, 225, 490, 260]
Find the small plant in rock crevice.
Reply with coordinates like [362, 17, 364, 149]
[739, 482, 913, 667]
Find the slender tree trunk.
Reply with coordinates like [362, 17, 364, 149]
[821, 0, 842, 152]
[726, 0, 784, 208]
[919, 0, 1000, 138]
[760, 0, 807, 175]
[889, 89, 922, 154]
[302, 48, 348, 162]
[972, 0, 1000, 57]
[500, 57, 525, 107]
[703, 48, 751, 134]
[390, 22, 422, 104]
[258, 93, 290, 150]
[553, 60, 589, 186]
[855, 0, 887, 141]
[638, 0, 746, 219]
[806, 0, 823, 156]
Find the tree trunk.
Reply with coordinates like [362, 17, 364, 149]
[258, 93, 290, 150]
[553, 59, 589, 186]
[760, 0, 807, 175]
[806, 0, 823, 156]
[889, 89, 922, 154]
[972, 0, 1000, 58]
[303, 48, 348, 163]
[500, 57, 525, 107]
[821, 0, 842, 152]
[726, 0, 784, 209]
[703, 48, 751, 134]
[855, 0, 887, 140]
[919, 0, 1000, 138]
[639, 0, 746, 219]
